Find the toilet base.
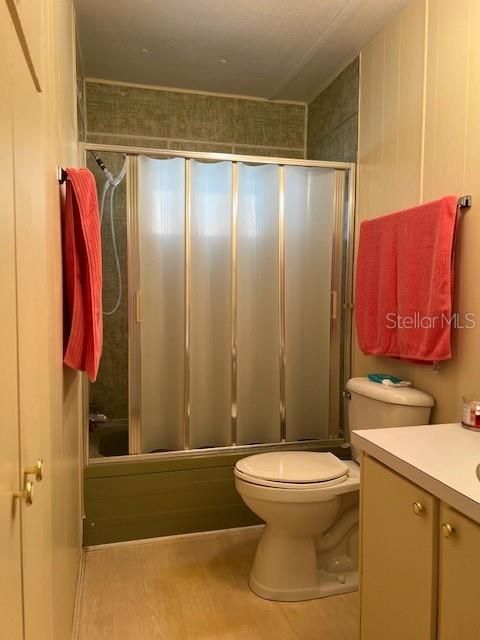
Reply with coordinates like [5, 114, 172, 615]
[249, 569, 358, 602]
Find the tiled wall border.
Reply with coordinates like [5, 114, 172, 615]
[82, 78, 308, 159]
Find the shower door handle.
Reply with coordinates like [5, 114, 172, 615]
[331, 290, 338, 320]
[135, 290, 142, 323]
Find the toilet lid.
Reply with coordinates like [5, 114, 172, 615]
[235, 451, 348, 484]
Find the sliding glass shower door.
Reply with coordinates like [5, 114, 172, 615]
[134, 154, 347, 454]
[237, 164, 280, 445]
[137, 157, 185, 453]
[284, 167, 336, 441]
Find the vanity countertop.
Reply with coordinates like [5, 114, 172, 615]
[352, 423, 480, 524]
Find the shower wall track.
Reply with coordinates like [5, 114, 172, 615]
[83, 143, 356, 463]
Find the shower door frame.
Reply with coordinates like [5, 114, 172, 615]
[82, 143, 356, 464]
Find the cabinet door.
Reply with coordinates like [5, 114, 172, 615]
[438, 503, 480, 640]
[360, 456, 438, 640]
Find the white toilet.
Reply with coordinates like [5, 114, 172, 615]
[234, 377, 434, 602]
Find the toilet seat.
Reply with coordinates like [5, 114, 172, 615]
[234, 451, 349, 490]
[235, 468, 348, 489]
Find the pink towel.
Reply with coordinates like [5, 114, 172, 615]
[62, 168, 103, 381]
[355, 196, 458, 363]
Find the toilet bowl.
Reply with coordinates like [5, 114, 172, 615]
[234, 451, 360, 601]
[235, 377, 434, 602]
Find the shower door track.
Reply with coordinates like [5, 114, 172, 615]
[87, 437, 347, 465]
[83, 143, 354, 169]
[82, 142, 356, 464]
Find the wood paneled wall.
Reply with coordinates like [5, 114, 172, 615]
[46, 3, 84, 636]
[356, 0, 480, 423]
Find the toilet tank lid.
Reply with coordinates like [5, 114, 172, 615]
[346, 377, 434, 407]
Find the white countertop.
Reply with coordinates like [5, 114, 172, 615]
[352, 423, 480, 524]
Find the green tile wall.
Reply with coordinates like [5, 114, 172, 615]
[84, 81, 306, 155]
[88, 151, 129, 421]
[307, 58, 359, 163]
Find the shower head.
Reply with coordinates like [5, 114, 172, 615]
[89, 150, 127, 187]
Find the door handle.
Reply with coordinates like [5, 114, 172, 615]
[135, 290, 141, 323]
[25, 459, 43, 481]
[14, 480, 34, 505]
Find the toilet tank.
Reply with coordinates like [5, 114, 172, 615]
[345, 377, 434, 461]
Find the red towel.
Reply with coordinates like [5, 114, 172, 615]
[62, 168, 103, 381]
[355, 196, 458, 363]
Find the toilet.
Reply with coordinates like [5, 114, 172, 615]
[234, 377, 434, 602]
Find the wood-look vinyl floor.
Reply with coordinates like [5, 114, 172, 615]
[78, 527, 359, 640]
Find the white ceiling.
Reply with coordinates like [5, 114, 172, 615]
[75, 0, 409, 102]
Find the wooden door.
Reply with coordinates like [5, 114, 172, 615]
[437, 503, 480, 640]
[1, 2, 56, 639]
[9, 12, 55, 640]
[1, 1, 81, 638]
[360, 456, 438, 640]
[0, 3, 24, 638]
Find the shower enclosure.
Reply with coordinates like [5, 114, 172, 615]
[86, 145, 355, 461]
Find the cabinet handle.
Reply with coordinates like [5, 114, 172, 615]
[412, 501, 424, 516]
[442, 523, 455, 538]
[14, 480, 34, 505]
[25, 459, 43, 482]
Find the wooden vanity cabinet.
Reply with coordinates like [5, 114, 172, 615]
[437, 503, 480, 640]
[360, 455, 438, 640]
[360, 456, 480, 640]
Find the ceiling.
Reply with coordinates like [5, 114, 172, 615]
[75, 0, 410, 103]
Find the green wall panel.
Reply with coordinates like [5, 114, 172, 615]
[84, 464, 260, 545]
[84, 443, 348, 545]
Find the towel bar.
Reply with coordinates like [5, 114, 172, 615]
[57, 166, 68, 184]
[432, 195, 471, 374]
[458, 195, 472, 208]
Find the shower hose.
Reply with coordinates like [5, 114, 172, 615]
[91, 152, 128, 316]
